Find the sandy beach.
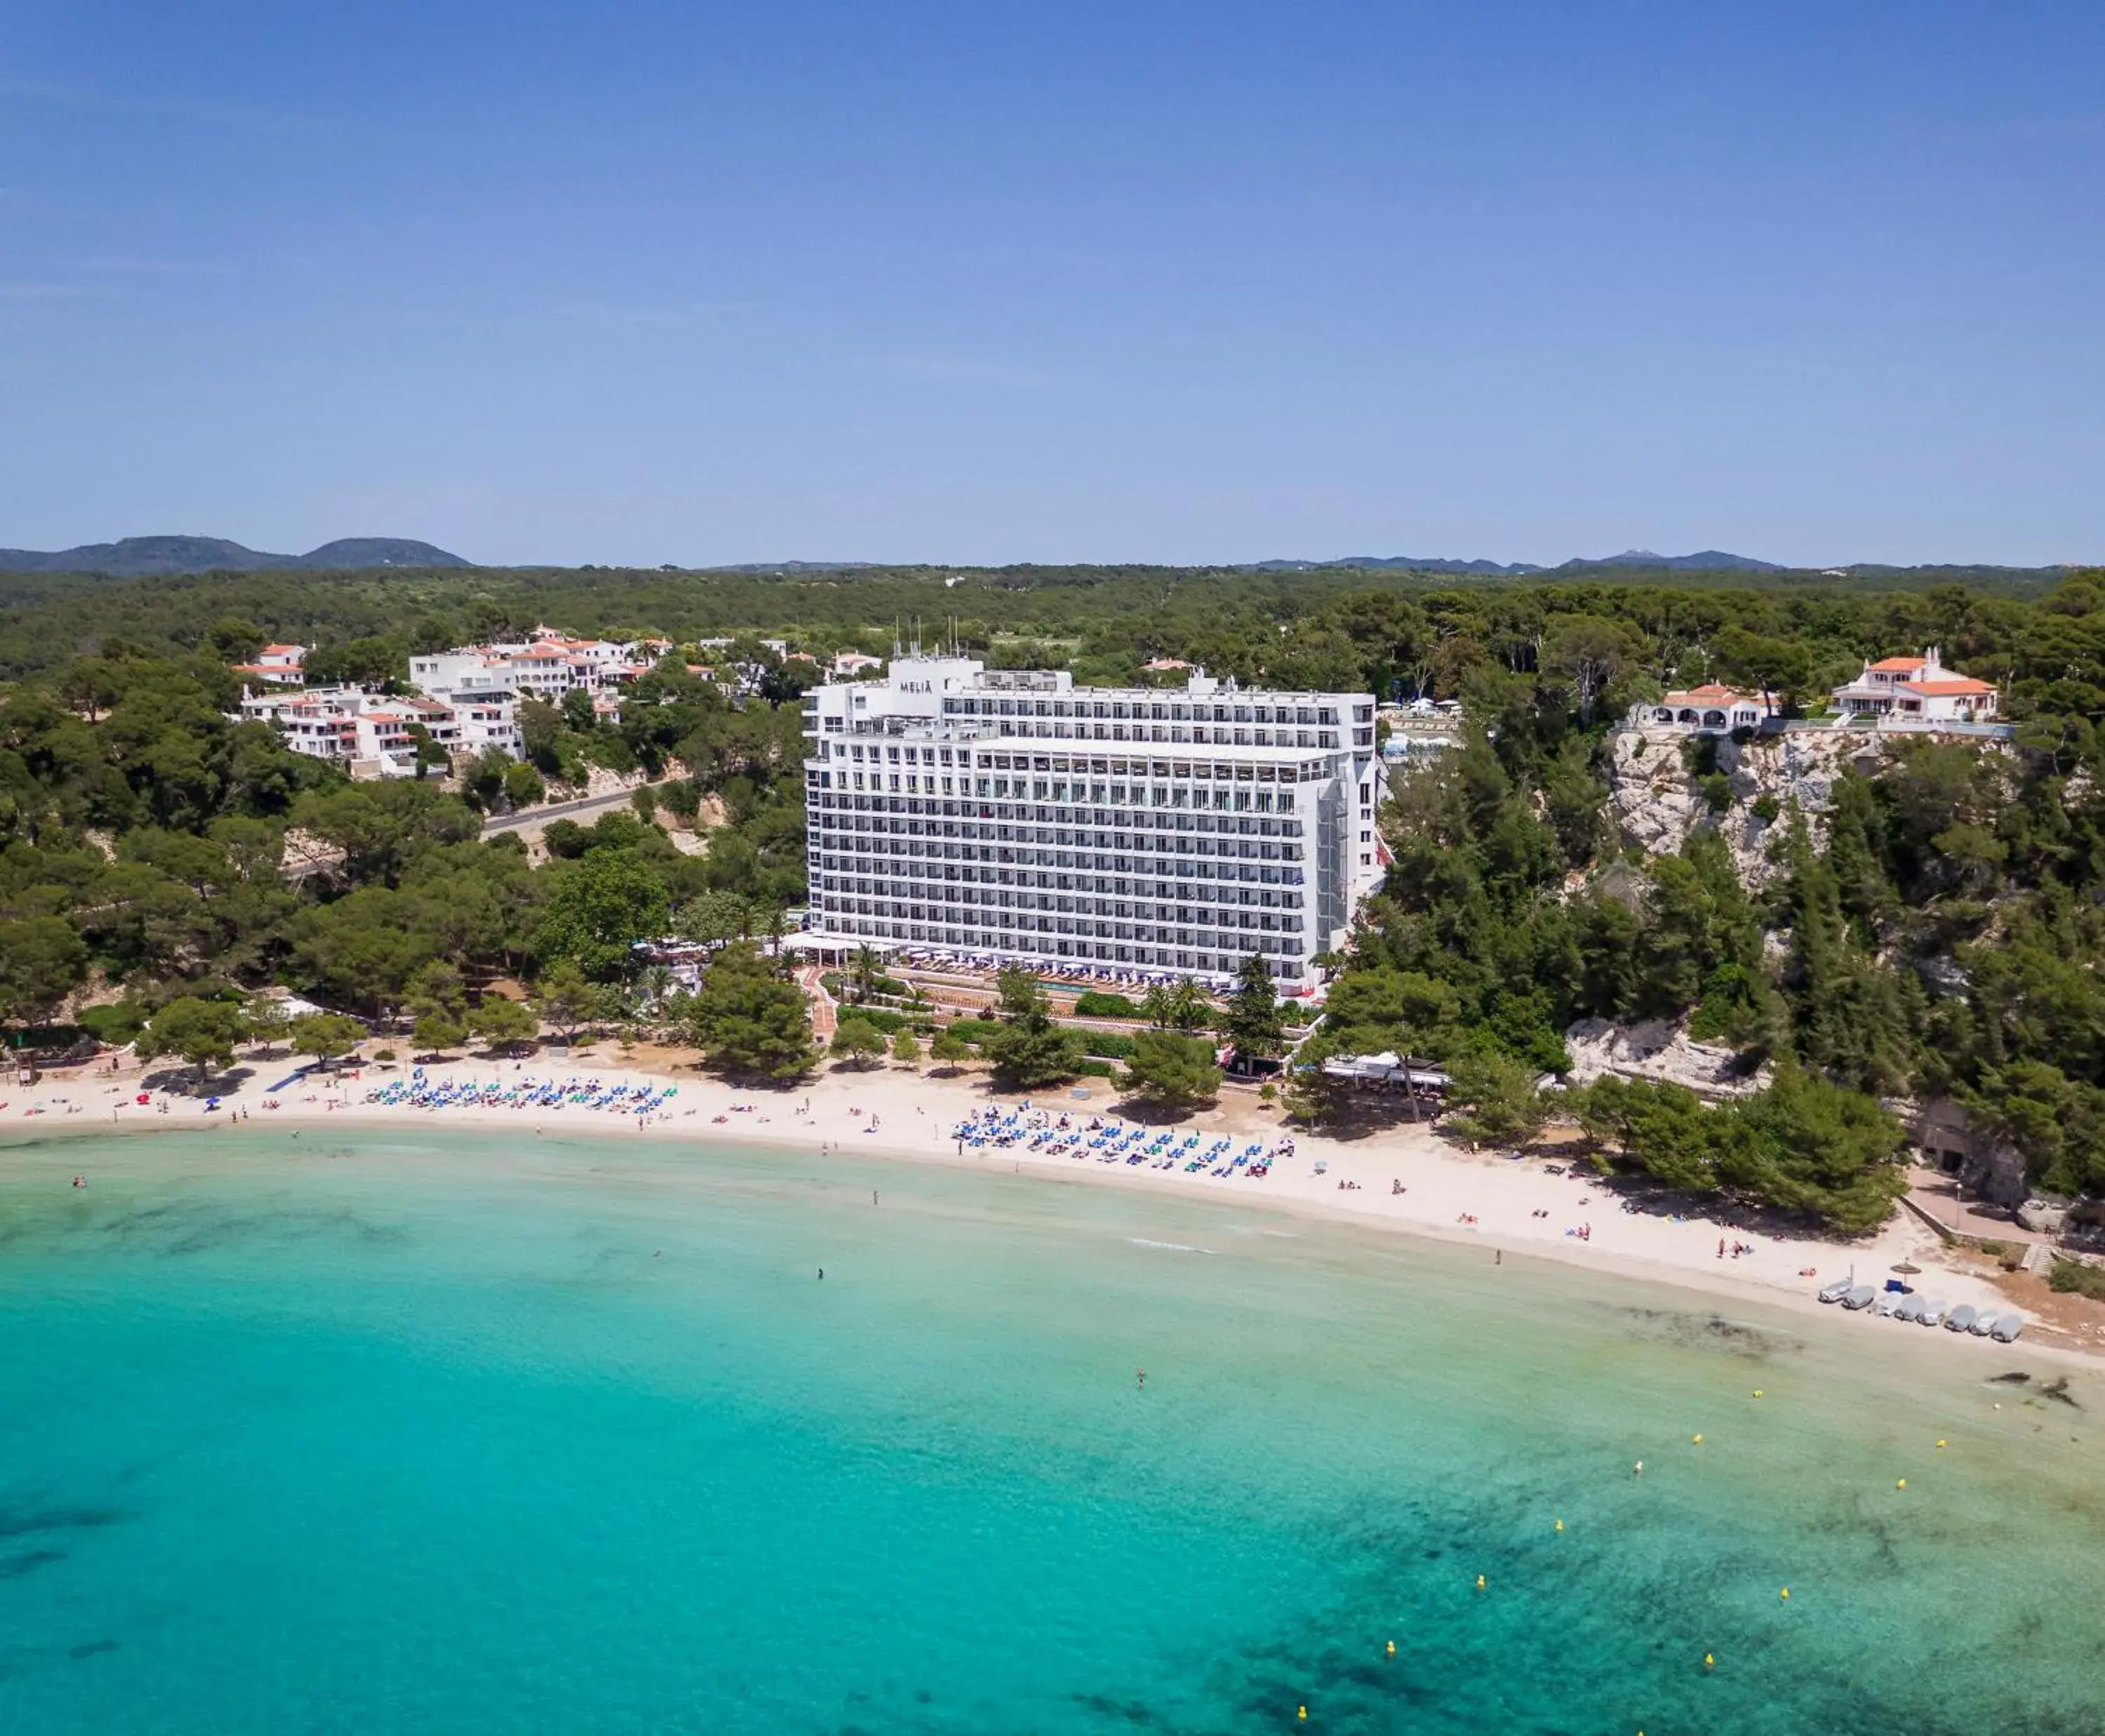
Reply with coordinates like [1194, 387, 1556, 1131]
[9, 1041, 2087, 1361]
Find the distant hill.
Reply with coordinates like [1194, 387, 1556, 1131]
[1555, 548, 1783, 573]
[1254, 549, 1782, 575]
[296, 538, 474, 570]
[0, 534, 472, 576]
[1258, 556, 1546, 575]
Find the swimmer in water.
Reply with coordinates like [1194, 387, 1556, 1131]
[1137, 1369, 1146, 1390]
[818, 1268, 824, 1280]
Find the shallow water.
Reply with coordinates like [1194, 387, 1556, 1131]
[2, 1127, 2101, 1734]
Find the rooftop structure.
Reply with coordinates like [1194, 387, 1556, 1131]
[800, 655, 1382, 988]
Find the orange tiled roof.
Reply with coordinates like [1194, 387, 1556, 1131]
[1659, 683, 1768, 707]
[1869, 655, 1927, 672]
[1902, 678, 1993, 696]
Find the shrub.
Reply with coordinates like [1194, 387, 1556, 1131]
[1076, 1058, 1116, 1079]
[1698, 772, 1732, 813]
[1074, 990, 1142, 1019]
[843, 1006, 910, 1034]
[1082, 1030, 1135, 1060]
[2049, 1258, 2105, 1300]
[944, 1017, 1003, 1048]
[374, 1048, 398, 1062]
[79, 1000, 149, 1048]
[1751, 792, 1782, 822]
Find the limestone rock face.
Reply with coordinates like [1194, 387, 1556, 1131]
[1564, 1016, 1766, 1099]
[1608, 726, 1894, 889]
[1607, 732, 1706, 857]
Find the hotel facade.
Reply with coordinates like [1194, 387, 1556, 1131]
[801, 657, 1384, 987]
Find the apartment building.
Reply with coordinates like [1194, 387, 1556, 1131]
[408, 626, 650, 705]
[801, 657, 1383, 986]
[238, 685, 511, 772]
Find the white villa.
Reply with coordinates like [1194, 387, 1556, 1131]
[1831, 647, 1998, 723]
[1638, 683, 1782, 734]
[229, 643, 307, 687]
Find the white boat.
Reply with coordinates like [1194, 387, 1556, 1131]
[1917, 1297, 1949, 1327]
[1944, 1304, 1978, 1333]
[1818, 1276, 1855, 1304]
[1842, 1284, 1877, 1310]
[1892, 1294, 1925, 1323]
[1990, 1314, 2026, 1343]
[1967, 1310, 1996, 1337]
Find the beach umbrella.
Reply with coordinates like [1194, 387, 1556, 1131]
[1891, 1262, 1922, 1275]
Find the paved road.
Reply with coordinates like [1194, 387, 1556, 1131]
[481, 783, 655, 839]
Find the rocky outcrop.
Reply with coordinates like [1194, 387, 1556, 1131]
[1608, 725, 1890, 888]
[1564, 1016, 1766, 1098]
[1606, 731, 1708, 856]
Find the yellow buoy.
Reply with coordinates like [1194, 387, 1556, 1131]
[1752, 1389, 1764, 1398]
[1936, 1439, 1946, 1450]
[1704, 1652, 1715, 1671]
[1692, 1434, 1704, 1445]
[1476, 1574, 1486, 1591]
[1297, 1709, 1307, 1723]
[1897, 1478, 1906, 1489]
[1385, 1641, 1395, 1658]
[1779, 1587, 1790, 1601]
[1554, 1518, 1565, 1533]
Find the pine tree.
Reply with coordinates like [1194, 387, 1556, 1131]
[1220, 952, 1287, 1062]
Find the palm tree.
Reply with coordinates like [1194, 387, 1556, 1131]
[851, 944, 882, 1005]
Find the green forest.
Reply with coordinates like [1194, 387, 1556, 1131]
[4, 559, 2104, 1235]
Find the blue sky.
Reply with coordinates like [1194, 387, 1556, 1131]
[2, 1, 2101, 567]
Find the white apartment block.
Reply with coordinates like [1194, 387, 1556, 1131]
[238, 685, 514, 773]
[408, 627, 653, 706]
[801, 657, 1383, 986]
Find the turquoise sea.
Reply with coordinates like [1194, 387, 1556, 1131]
[2, 1127, 2102, 1735]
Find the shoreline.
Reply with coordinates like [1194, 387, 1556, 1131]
[9, 1047, 2090, 1366]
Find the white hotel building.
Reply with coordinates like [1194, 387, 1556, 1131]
[801, 657, 1384, 986]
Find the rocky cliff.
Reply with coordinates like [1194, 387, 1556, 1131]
[1608, 726, 1890, 887]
